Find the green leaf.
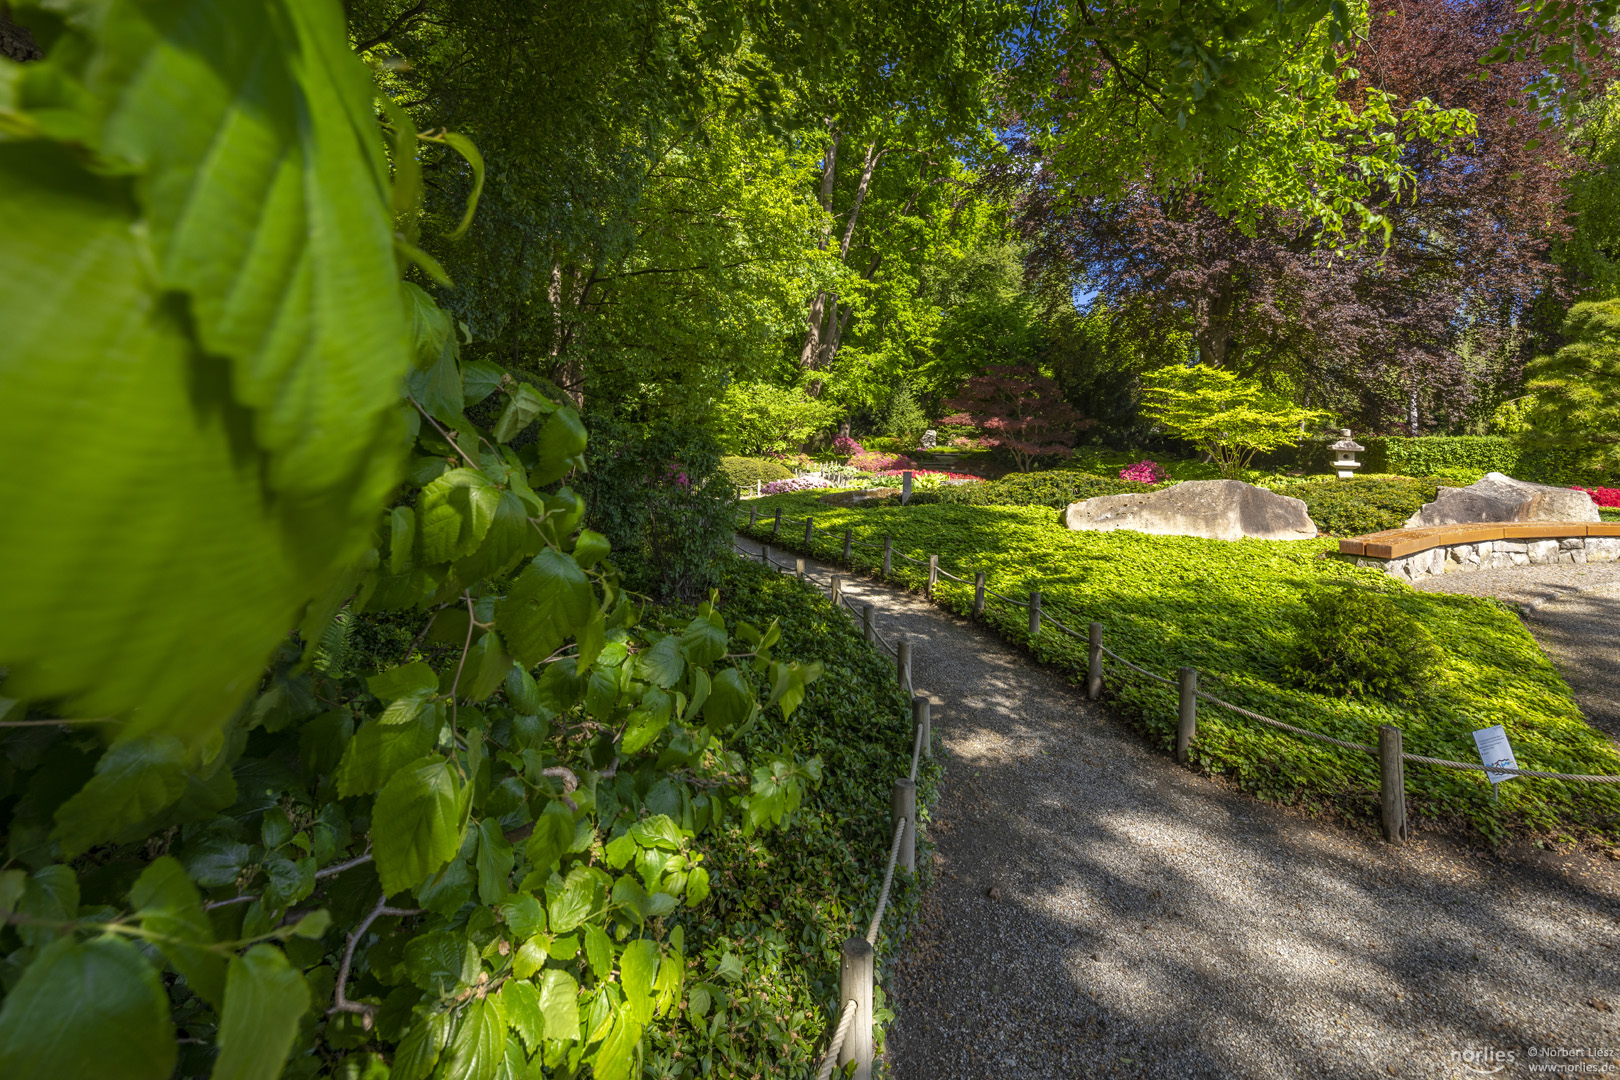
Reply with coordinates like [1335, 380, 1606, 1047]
[391, 1013, 451, 1080]
[406, 930, 479, 994]
[438, 131, 486, 241]
[687, 985, 711, 1019]
[575, 608, 606, 671]
[52, 736, 189, 857]
[545, 866, 598, 934]
[370, 662, 440, 700]
[537, 969, 580, 1042]
[372, 756, 464, 896]
[496, 892, 546, 939]
[459, 631, 514, 705]
[713, 952, 745, 983]
[679, 610, 727, 667]
[685, 866, 711, 907]
[571, 528, 611, 569]
[131, 856, 226, 1009]
[0, 935, 175, 1080]
[583, 923, 613, 980]
[418, 469, 500, 566]
[524, 802, 575, 878]
[619, 940, 659, 1026]
[334, 701, 439, 798]
[504, 665, 540, 715]
[499, 979, 543, 1052]
[589, 1010, 640, 1080]
[0, 0, 411, 742]
[635, 636, 685, 689]
[528, 408, 588, 486]
[628, 815, 682, 851]
[493, 384, 552, 444]
[439, 994, 505, 1080]
[475, 818, 514, 905]
[497, 549, 594, 668]
[461, 361, 505, 407]
[702, 668, 754, 735]
[389, 507, 416, 574]
[210, 945, 310, 1080]
[511, 938, 546, 980]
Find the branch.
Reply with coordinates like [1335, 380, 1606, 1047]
[352, 0, 429, 54]
[330, 893, 422, 1024]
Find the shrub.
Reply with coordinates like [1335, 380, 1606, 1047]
[1140, 365, 1327, 478]
[932, 470, 1150, 508]
[1575, 485, 1620, 507]
[761, 475, 834, 494]
[1119, 460, 1169, 483]
[721, 455, 794, 487]
[882, 383, 930, 445]
[832, 434, 864, 456]
[1284, 585, 1444, 703]
[1287, 476, 1442, 536]
[715, 382, 842, 455]
[849, 451, 917, 472]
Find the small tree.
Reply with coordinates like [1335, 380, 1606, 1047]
[940, 364, 1087, 472]
[1521, 299, 1620, 475]
[714, 382, 842, 456]
[1139, 365, 1327, 478]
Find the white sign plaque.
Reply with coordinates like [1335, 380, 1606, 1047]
[1472, 724, 1519, 785]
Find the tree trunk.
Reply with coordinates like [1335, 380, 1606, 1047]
[0, 4, 43, 62]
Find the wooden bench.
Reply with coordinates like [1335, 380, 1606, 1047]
[1337, 522, 1620, 580]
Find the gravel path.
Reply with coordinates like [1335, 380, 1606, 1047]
[1415, 565, 1620, 741]
[732, 537, 1620, 1080]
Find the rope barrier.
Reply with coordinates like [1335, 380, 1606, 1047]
[1400, 754, 1620, 783]
[984, 588, 1029, 609]
[865, 817, 907, 946]
[1194, 690, 1379, 754]
[814, 1000, 859, 1080]
[935, 567, 968, 584]
[1097, 644, 1178, 688]
[909, 718, 925, 782]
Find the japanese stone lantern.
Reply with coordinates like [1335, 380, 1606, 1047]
[1330, 429, 1365, 479]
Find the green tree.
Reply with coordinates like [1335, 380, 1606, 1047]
[1558, 83, 1620, 301]
[1521, 299, 1620, 474]
[1140, 366, 1329, 478]
[714, 382, 842, 455]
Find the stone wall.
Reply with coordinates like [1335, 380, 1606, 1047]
[1347, 536, 1620, 581]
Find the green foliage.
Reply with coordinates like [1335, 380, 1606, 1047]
[1521, 299, 1620, 478]
[743, 493, 1620, 843]
[576, 418, 738, 598]
[922, 471, 1151, 509]
[719, 457, 794, 488]
[882, 384, 931, 446]
[1372, 436, 1525, 479]
[1140, 365, 1328, 478]
[1285, 477, 1442, 536]
[714, 383, 842, 456]
[1283, 585, 1444, 703]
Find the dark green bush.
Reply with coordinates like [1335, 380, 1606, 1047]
[1288, 476, 1442, 536]
[720, 455, 793, 488]
[932, 470, 1151, 508]
[1284, 585, 1444, 703]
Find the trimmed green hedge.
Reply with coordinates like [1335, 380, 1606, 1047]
[916, 470, 1152, 508]
[721, 456, 793, 488]
[1286, 476, 1442, 536]
[740, 494, 1620, 844]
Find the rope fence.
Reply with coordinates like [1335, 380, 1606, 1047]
[735, 510, 1620, 846]
[730, 534, 930, 1079]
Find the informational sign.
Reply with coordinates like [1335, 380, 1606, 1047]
[1473, 725, 1519, 785]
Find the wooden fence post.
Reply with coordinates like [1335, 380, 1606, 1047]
[749, 506, 757, 528]
[862, 603, 875, 644]
[760, 543, 770, 566]
[881, 536, 892, 577]
[901, 471, 912, 505]
[795, 557, 805, 581]
[772, 507, 782, 537]
[1028, 591, 1041, 636]
[1379, 725, 1408, 844]
[896, 639, 911, 694]
[843, 528, 853, 563]
[912, 696, 931, 761]
[973, 572, 985, 618]
[926, 555, 938, 599]
[1087, 623, 1104, 700]
[892, 777, 916, 873]
[805, 516, 814, 548]
[1176, 668, 1198, 764]
[831, 575, 843, 606]
[838, 937, 875, 1080]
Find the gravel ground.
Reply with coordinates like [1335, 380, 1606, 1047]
[1415, 565, 1620, 740]
[732, 537, 1620, 1080]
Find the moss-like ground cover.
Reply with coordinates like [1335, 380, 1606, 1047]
[742, 494, 1620, 844]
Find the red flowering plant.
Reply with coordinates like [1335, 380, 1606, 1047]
[1574, 486, 1620, 507]
[1119, 460, 1169, 484]
[940, 364, 1089, 472]
[832, 434, 864, 456]
[848, 451, 916, 472]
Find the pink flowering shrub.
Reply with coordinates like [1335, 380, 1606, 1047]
[1119, 460, 1168, 484]
[848, 451, 916, 472]
[875, 468, 979, 480]
[760, 475, 834, 495]
[1574, 486, 1620, 507]
[832, 435, 864, 456]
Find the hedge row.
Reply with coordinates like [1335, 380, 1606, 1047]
[1258, 436, 1602, 485]
[720, 456, 793, 488]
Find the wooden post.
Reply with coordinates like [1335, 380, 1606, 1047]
[1087, 623, 1104, 700]
[831, 575, 843, 606]
[912, 696, 931, 760]
[1028, 591, 1041, 636]
[926, 555, 938, 599]
[804, 516, 814, 548]
[749, 506, 757, 528]
[795, 557, 805, 581]
[896, 639, 911, 694]
[901, 471, 912, 505]
[1379, 725, 1407, 844]
[760, 543, 770, 566]
[892, 777, 916, 873]
[838, 936, 875, 1079]
[843, 528, 852, 563]
[862, 603, 875, 644]
[756, 478, 761, 498]
[881, 536, 892, 577]
[973, 572, 985, 618]
[1176, 668, 1198, 764]
[772, 507, 782, 537]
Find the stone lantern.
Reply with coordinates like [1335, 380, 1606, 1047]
[1330, 429, 1365, 479]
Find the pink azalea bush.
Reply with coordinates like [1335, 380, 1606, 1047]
[874, 468, 979, 480]
[760, 475, 834, 495]
[832, 434, 864, 456]
[1119, 460, 1169, 484]
[1574, 486, 1620, 507]
[848, 451, 916, 472]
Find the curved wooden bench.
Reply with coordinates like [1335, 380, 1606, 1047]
[1337, 522, 1620, 580]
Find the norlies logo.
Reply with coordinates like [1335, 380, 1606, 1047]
[1452, 1048, 1519, 1074]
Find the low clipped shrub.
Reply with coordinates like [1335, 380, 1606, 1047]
[931, 470, 1151, 508]
[849, 451, 916, 472]
[1284, 585, 1445, 702]
[1287, 476, 1442, 536]
[721, 455, 794, 488]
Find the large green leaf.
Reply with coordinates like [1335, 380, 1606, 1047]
[0, 935, 176, 1080]
[131, 856, 226, 1009]
[536, 969, 580, 1042]
[0, 0, 411, 739]
[372, 756, 463, 896]
[391, 1012, 451, 1080]
[474, 818, 514, 905]
[51, 736, 189, 857]
[439, 995, 505, 1080]
[333, 701, 440, 798]
[210, 945, 310, 1080]
[545, 866, 599, 934]
[618, 939, 659, 1026]
[497, 549, 594, 667]
[701, 668, 755, 735]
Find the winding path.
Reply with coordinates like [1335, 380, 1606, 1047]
[732, 536, 1620, 1080]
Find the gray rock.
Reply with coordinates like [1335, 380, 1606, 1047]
[1404, 471, 1598, 528]
[1063, 480, 1317, 541]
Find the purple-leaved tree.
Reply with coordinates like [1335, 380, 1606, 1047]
[941, 364, 1088, 471]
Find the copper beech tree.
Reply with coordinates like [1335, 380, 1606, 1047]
[941, 364, 1088, 471]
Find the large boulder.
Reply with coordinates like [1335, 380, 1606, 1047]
[1404, 472, 1598, 528]
[1063, 480, 1318, 541]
